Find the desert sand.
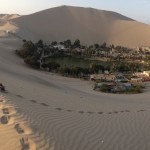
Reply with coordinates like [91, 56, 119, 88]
[0, 95, 36, 150]
[0, 14, 20, 20]
[9, 5, 150, 47]
[1, 35, 150, 150]
[0, 14, 19, 37]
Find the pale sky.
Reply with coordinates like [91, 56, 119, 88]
[0, 0, 150, 24]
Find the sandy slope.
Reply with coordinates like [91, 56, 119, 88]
[11, 5, 150, 47]
[1, 36, 150, 150]
[0, 95, 37, 150]
[0, 14, 18, 37]
[0, 14, 20, 36]
[0, 14, 20, 20]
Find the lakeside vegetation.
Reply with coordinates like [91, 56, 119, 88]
[16, 39, 150, 73]
[15, 39, 150, 94]
[93, 80, 143, 94]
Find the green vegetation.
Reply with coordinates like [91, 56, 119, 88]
[123, 85, 142, 94]
[15, 39, 149, 94]
[99, 84, 110, 92]
[97, 84, 143, 94]
[16, 39, 150, 78]
[42, 61, 60, 71]
[16, 40, 40, 68]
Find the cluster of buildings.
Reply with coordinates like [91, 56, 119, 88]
[91, 71, 150, 93]
[37, 42, 150, 62]
[91, 46, 150, 61]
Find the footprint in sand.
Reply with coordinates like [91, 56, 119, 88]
[55, 107, 63, 111]
[29, 100, 37, 103]
[0, 96, 35, 149]
[78, 111, 84, 114]
[14, 123, 32, 135]
[0, 98, 6, 104]
[66, 109, 73, 112]
[1, 106, 16, 115]
[15, 124, 35, 149]
[120, 110, 125, 113]
[125, 110, 130, 112]
[0, 115, 10, 124]
[113, 111, 119, 114]
[20, 137, 30, 150]
[40, 103, 49, 107]
[20, 137, 36, 150]
[137, 109, 145, 112]
[13, 119, 35, 149]
[97, 112, 103, 114]
[15, 123, 24, 134]
[107, 112, 112, 114]
[0, 99, 4, 103]
[2, 108, 9, 114]
[15, 95, 24, 98]
[87, 111, 94, 114]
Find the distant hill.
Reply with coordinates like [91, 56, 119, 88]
[0, 14, 20, 37]
[2, 6, 150, 47]
[0, 14, 20, 20]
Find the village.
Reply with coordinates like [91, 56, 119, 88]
[16, 40, 150, 94]
[37, 42, 150, 64]
[91, 71, 150, 94]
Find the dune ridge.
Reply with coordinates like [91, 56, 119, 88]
[8, 5, 150, 47]
[0, 14, 20, 20]
[1, 4, 150, 148]
[0, 14, 20, 36]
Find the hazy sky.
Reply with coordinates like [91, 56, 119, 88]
[0, 0, 150, 24]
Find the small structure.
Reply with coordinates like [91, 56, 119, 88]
[54, 44, 66, 50]
[133, 72, 150, 82]
[90, 74, 116, 81]
[130, 77, 145, 87]
[96, 82, 115, 88]
[115, 74, 129, 83]
[143, 71, 150, 77]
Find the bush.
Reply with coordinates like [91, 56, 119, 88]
[41, 63, 48, 69]
[46, 61, 60, 71]
[100, 84, 110, 92]
[24, 56, 40, 68]
[134, 86, 142, 93]
[125, 85, 142, 94]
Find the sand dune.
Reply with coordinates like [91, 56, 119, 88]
[1, 37, 150, 149]
[1, 6, 150, 150]
[0, 14, 20, 20]
[1, 6, 150, 47]
[0, 16, 18, 37]
[9, 5, 150, 47]
[0, 95, 38, 150]
[0, 14, 19, 37]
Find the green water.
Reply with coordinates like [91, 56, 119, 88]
[46, 57, 110, 68]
